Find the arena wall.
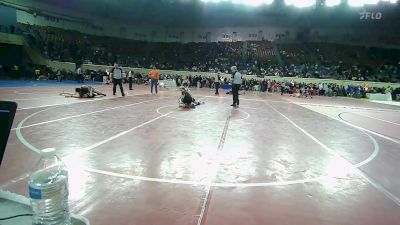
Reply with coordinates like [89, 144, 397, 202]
[16, 9, 297, 43]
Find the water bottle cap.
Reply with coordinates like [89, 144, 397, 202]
[40, 148, 56, 157]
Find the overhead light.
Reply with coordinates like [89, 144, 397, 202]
[201, 0, 274, 7]
[380, 0, 398, 3]
[284, 0, 316, 7]
[201, 0, 226, 3]
[201, 0, 397, 7]
[347, 0, 380, 7]
[232, 0, 274, 7]
[325, 0, 342, 7]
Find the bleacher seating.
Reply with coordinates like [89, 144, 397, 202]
[13, 23, 400, 82]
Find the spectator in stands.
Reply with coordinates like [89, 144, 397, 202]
[392, 87, 400, 101]
[135, 72, 143, 84]
[56, 69, 63, 82]
[111, 63, 125, 96]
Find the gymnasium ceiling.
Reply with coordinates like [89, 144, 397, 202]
[2, 0, 400, 28]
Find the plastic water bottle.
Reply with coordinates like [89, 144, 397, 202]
[29, 148, 70, 225]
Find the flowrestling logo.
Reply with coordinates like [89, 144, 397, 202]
[360, 11, 382, 20]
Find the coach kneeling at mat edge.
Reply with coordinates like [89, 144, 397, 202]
[111, 63, 125, 96]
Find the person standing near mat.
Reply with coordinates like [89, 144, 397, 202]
[231, 66, 242, 107]
[76, 66, 84, 83]
[111, 63, 125, 96]
[148, 65, 160, 94]
[128, 70, 133, 90]
[215, 72, 221, 95]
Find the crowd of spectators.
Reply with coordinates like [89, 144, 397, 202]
[277, 43, 400, 82]
[17, 24, 246, 73]
[0, 24, 16, 34]
[1, 62, 399, 101]
[2, 24, 400, 85]
[0, 63, 75, 81]
[178, 74, 400, 101]
[15, 24, 400, 83]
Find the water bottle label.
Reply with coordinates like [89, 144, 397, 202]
[29, 185, 42, 199]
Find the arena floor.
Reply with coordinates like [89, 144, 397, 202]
[1, 83, 400, 225]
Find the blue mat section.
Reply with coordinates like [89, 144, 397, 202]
[0, 80, 102, 88]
